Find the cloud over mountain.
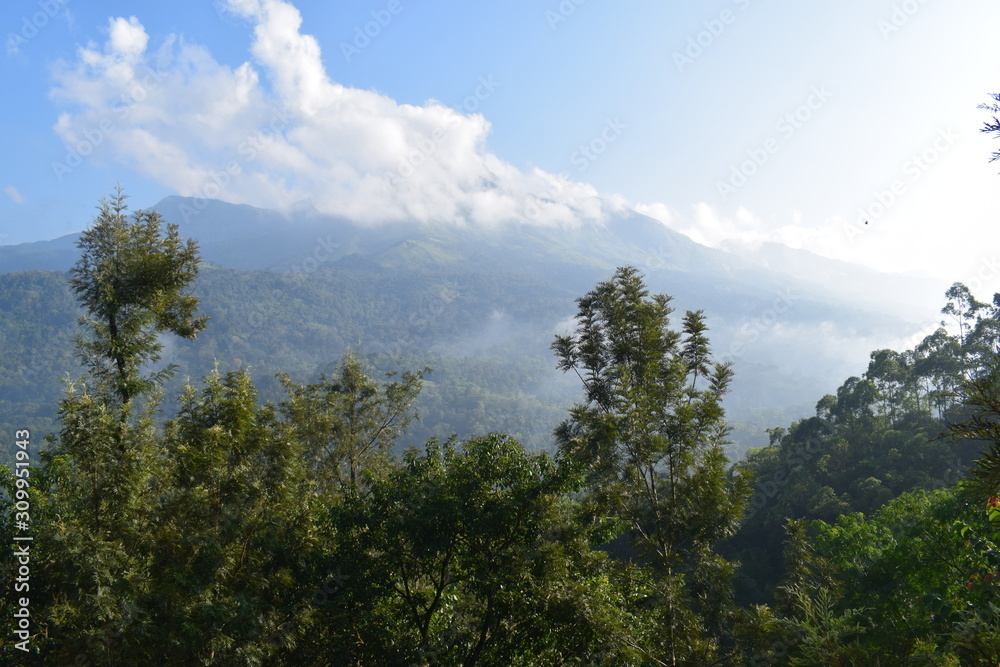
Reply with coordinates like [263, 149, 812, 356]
[49, 0, 625, 228]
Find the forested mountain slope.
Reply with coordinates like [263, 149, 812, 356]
[729, 283, 999, 605]
[0, 197, 940, 458]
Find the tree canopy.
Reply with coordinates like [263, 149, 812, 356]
[4, 188, 1000, 665]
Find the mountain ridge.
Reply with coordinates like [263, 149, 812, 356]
[0, 195, 943, 318]
[0, 196, 949, 454]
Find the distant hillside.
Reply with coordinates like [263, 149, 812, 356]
[0, 197, 944, 456]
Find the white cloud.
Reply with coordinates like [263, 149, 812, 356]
[48, 0, 625, 228]
[635, 199, 930, 275]
[3, 186, 25, 204]
[637, 201, 782, 251]
[632, 202, 676, 228]
[108, 16, 148, 57]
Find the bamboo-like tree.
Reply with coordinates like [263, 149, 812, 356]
[551, 266, 751, 665]
[981, 91, 1000, 163]
[69, 185, 207, 404]
[279, 352, 427, 496]
[142, 368, 317, 665]
[328, 434, 641, 665]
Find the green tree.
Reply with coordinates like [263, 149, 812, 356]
[279, 352, 427, 496]
[69, 186, 207, 404]
[966, 294, 1000, 376]
[864, 349, 910, 424]
[914, 327, 963, 417]
[772, 489, 1000, 664]
[2, 188, 208, 663]
[56, 186, 207, 534]
[327, 434, 640, 666]
[551, 265, 751, 664]
[950, 350, 1000, 503]
[941, 282, 986, 375]
[13, 382, 162, 664]
[140, 368, 318, 665]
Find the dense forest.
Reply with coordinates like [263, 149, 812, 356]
[0, 189, 940, 464]
[0, 260, 581, 459]
[3, 184, 1000, 665]
[0, 243, 823, 466]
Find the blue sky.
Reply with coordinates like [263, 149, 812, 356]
[2, 0, 1000, 292]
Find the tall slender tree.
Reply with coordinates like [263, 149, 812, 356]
[69, 185, 207, 404]
[22, 187, 209, 663]
[552, 266, 751, 665]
